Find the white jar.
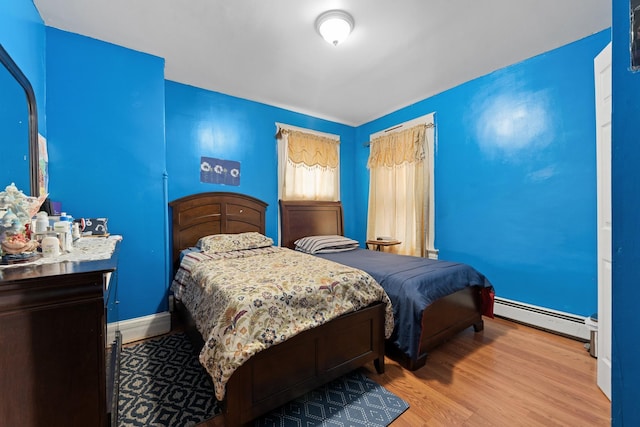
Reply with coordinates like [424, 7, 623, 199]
[35, 212, 49, 233]
[41, 233, 60, 257]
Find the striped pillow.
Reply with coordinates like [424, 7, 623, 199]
[294, 235, 359, 254]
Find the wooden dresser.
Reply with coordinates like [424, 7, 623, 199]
[0, 240, 121, 427]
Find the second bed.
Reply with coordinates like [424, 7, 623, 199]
[280, 199, 495, 370]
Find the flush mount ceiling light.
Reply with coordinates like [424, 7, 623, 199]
[315, 10, 354, 46]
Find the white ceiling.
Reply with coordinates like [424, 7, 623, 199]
[33, 0, 611, 126]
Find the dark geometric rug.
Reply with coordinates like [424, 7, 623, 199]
[118, 333, 409, 427]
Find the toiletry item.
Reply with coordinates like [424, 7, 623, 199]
[53, 220, 73, 252]
[60, 212, 74, 249]
[41, 231, 60, 257]
[72, 222, 81, 241]
[60, 212, 73, 225]
[53, 221, 68, 233]
[35, 211, 49, 233]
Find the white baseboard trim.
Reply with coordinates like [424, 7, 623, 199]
[494, 297, 590, 341]
[107, 311, 171, 345]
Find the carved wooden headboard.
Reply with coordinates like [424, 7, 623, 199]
[169, 192, 268, 267]
[279, 200, 344, 249]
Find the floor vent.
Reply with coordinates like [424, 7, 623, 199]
[494, 297, 589, 341]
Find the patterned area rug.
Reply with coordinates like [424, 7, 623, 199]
[118, 333, 409, 427]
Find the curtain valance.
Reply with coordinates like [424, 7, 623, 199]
[282, 129, 339, 169]
[367, 124, 426, 168]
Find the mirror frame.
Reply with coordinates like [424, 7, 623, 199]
[0, 44, 39, 197]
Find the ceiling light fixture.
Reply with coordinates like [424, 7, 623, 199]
[315, 10, 354, 46]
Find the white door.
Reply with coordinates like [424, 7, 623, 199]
[594, 42, 612, 400]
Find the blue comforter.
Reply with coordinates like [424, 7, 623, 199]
[316, 248, 493, 362]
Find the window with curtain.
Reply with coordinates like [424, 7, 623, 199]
[367, 118, 435, 257]
[276, 124, 340, 201]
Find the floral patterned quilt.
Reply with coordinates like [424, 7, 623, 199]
[171, 246, 394, 401]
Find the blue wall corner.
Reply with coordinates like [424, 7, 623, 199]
[45, 27, 168, 321]
[355, 29, 611, 317]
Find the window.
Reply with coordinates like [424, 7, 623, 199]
[367, 113, 436, 257]
[276, 123, 340, 201]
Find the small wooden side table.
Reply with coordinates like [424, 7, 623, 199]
[366, 239, 401, 251]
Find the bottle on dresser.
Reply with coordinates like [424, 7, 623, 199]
[41, 228, 60, 257]
[53, 212, 74, 252]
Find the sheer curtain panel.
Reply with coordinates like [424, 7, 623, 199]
[367, 124, 428, 256]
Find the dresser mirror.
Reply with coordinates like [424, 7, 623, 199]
[0, 44, 39, 197]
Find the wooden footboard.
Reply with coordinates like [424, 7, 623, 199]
[387, 286, 484, 371]
[176, 301, 386, 427]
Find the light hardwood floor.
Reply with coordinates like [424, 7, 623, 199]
[361, 316, 610, 426]
[199, 316, 610, 426]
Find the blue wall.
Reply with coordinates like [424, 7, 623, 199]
[45, 28, 167, 321]
[612, 0, 640, 424]
[165, 81, 357, 242]
[356, 30, 611, 318]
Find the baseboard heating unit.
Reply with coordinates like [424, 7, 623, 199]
[494, 297, 589, 341]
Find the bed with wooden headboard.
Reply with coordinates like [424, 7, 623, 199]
[280, 199, 493, 371]
[169, 192, 387, 426]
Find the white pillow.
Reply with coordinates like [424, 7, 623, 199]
[294, 235, 359, 254]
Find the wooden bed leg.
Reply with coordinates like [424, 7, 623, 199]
[374, 354, 385, 374]
[473, 319, 484, 332]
